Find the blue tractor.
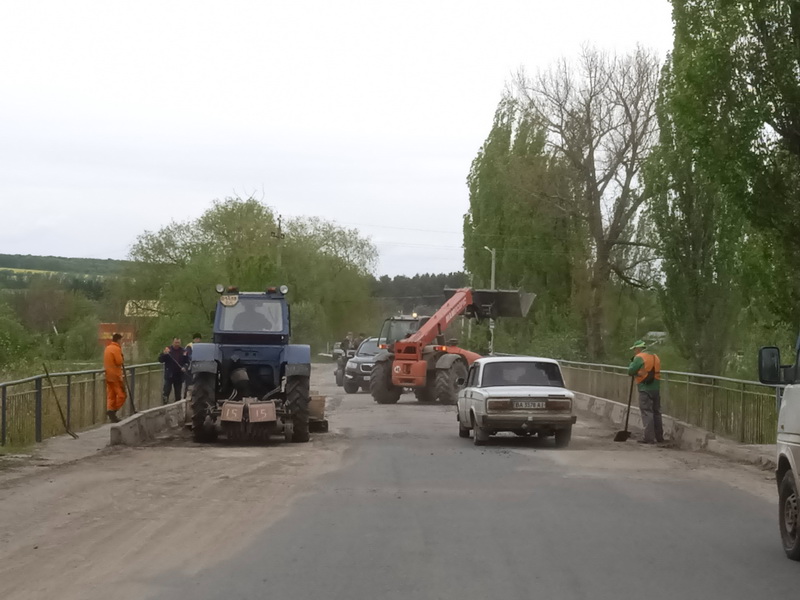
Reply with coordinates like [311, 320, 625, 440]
[189, 284, 313, 443]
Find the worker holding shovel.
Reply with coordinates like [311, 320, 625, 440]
[159, 337, 188, 403]
[104, 333, 126, 423]
[627, 340, 663, 445]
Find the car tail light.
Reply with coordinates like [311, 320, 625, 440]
[379, 344, 387, 349]
[487, 399, 512, 411]
[547, 399, 572, 411]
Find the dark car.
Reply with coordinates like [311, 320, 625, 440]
[343, 337, 379, 393]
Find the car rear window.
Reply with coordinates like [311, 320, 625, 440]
[480, 361, 564, 387]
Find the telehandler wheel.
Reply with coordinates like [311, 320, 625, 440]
[436, 360, 467, 405]
[370, 361, 401, 404]
[414, 376, 437, 403]
[287, 375, 310, 443]
[191, 373, 217, 443]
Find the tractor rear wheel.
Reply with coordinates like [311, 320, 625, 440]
[436, 360, 467, 405]
[286, 375, 310, 443]
[192, 373, 217, 443]
[370, 361, 401, 404]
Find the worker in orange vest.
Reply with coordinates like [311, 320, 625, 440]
[627, 340, 663, 444]
[104, 333, 127, 423]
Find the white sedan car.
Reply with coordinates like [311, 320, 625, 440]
[456, 356, 576, 447]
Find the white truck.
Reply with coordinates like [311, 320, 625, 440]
[758, 346, 800, 560]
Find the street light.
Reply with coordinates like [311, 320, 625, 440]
[484, 247, 496, 355]
[483, 246, 496, 290]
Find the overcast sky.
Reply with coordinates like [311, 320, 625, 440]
[0, 0, 673, 276]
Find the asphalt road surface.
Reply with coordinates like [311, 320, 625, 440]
[0, 364, 797, 600]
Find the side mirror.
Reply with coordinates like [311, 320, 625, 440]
[758, 346, 782, 385]
[456, 377, 466, 386]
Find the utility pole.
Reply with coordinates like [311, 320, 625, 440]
[484, 246, 496, 355]
[271, 215, 286, 268]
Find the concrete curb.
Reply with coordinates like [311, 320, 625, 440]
[573, 392, 776, 469]
[110, 400, 186, 446]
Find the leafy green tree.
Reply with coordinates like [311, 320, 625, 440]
[647, 44, 750, 374]
[127, 197, 379, 353]
[509, 47, 661, 359]
[665, 0, 800, 328]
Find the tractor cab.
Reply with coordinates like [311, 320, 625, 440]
[213, 285, 290, 345]
[378, 315, 430, 350]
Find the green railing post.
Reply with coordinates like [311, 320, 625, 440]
[92, 372, 97, 424]
[66, 374, 72, 429]
[740, 381, 746, 443]
[1, 385, 6, 446]
[35, 377, 43, 443]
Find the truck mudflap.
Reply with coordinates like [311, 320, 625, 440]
[220, 399, 278, 423]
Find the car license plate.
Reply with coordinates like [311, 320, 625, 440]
[513, 400, 546, 409]
[363, 375, 370, 381]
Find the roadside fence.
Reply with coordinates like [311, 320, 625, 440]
[559, 360, 780, 445]
[1, 363, 165, 447]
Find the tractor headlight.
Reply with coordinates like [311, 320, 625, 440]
[280, 285, 289, 294]
[346, 360, 356, 370]
[215, 284, 224, 294]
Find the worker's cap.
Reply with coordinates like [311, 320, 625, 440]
[112, 333, 123, 342]
[629, 340, 646, 350]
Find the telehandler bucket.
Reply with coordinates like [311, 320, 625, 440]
[444, 288, 535, 320]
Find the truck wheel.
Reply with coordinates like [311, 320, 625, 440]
[370, 361, 401, 404]
[287, 375, 310, 443]
[343, 380, 359, 394]
[192, 373, 217, 443]
[436, 360, 467, 405]
[554, 426, 572, 448]
[779, 472, 800, 560]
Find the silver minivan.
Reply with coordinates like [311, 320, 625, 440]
[758, 346, 800, 561]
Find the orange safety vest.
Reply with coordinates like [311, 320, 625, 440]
[635, 352, 661, 384]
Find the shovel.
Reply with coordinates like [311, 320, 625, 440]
[42, 364, 79, 440]
[614, 377, 635, 442]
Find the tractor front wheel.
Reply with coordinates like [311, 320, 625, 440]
[191, 372, 217, 443]
[286, 375, 310, 443]
[370, 361, 401, 404]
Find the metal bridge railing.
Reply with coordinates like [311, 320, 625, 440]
[1, 363, 165, 447]
[558, 360, 781, 445]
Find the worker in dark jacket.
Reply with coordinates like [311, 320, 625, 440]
[160, 337, 188, 403]
[627, 340, 663, 444]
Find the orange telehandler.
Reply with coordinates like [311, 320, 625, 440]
[369, 288, 535, 405]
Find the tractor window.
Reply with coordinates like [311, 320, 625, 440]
[219, 299, 284, 333]
[480, 361, 564, 388]
[379, 319, 420, 345]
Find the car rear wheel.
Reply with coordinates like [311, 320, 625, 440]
[554, 426, 572, 448]
[779, 472, 800, 560]
[458, 418, 470, 438]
